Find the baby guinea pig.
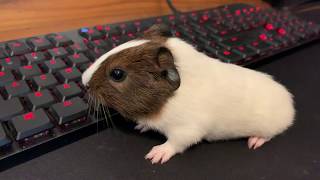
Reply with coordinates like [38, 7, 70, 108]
[82, 25, 295, 164]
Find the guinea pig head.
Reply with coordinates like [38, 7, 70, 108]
[82, 40, 180, 120]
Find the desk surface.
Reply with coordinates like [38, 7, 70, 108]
[0, 4, 320, 180]
[0, 0, 268, 41]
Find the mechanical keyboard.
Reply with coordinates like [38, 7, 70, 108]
[0, 3, 319, 169]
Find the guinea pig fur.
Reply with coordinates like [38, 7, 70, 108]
[82, 25, 295, 164]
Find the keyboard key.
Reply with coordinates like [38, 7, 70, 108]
[10, 109, 54, 141]
[0, 70, 15, 86]
[235, 45, 257, 58]
[25, 89, 56, 110]
[25, 52, 48, 64]
[50, 97, 88, 125]
[42, 58, 67, 73]
[48, 47, 69, 59]
[56, 67, 82, 83]
[65, 53, 91, 67]
[78, 62, 92, 72]
[248, 41, 272, 54]
[0, 47, 8, 59]
[0, 98, 24, 121]
[6, 41, 31, 56]
[0, 56, 22, 70]
[18, 64, 42, 80]
[79, 28, 103, 40]
[54, 82, 83, 101]
[0, 125, 11, 148]
[68, 43, 89, 54]
[4, 81, 31, 99]
[87, 39, 111, 50]
[46, 34, 73, 47]
[216, 50, 243, 63]
[26, 37, 53, 51]
[31, 74, 58, 90]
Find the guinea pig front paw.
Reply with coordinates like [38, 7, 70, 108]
[145, 142, 176, 164]
[134, 124, 150, 133]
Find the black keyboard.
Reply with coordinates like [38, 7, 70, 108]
[0, 3, 319, 169]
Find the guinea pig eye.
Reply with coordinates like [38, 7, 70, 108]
[109, 68, 127, 82]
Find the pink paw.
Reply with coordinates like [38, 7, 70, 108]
[134, 124, 149, 133]
[248, 136, 269, 150]
[145, 143, 176, 164]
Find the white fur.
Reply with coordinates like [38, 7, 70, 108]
[139, 38, 295, 160]
[82, 39, 150, 86]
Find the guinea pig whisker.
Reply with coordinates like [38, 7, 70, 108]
[101, 103, 110, 128]
[105, 106, 115, 129]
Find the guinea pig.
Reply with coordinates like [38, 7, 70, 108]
[82, 24, 295, 164]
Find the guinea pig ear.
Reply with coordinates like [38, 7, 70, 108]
[143, 24, 172, 38]
[157, 47, 180, 90]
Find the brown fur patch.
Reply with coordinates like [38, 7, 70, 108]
[88, 40, 180, 120]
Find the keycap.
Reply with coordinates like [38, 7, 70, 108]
[48, 47, 69, 59]
[65, 53, 91, 67]
[0, 70, 15, 86]
[25, 90, 56, 110]
[42, 58, 67, 73]
[78, 62, 92, 72]
[25, 52, 48, 64]
[10, 109, 54, 141]
[216, 50, 243, 63]
[46, 34, 73, 47]
[235, 45, 257, 58]
[68, 43, 89, 54]
[4, 81, 31, 99]
[79, 28, 103, 40]
[18, 64, 42, 80]
[0, 47, 8, 59]
[31, 74, 58, 90]
[50, 97, 88, 125]
[87, 39, 111, 50]
[26, 37, 53, 51]
[0, 98, 24, 121]
[56, 67, 82, 83]
[6, 41, 31, 56]
[248, 41, 272, 54]
[0, 56, 22, 70]
[54, 82, 83, 101]
[0, 125, 11, 148]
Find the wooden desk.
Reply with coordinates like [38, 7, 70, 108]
[0, 0, 268, 41]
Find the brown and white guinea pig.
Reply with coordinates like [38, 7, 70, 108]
[82, 25, 295, 164]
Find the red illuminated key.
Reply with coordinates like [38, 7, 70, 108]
[26, 37, 53, 51]
[0, 56, 21, 70]
[10, 109, 54, 141]
[25, 52, 47, 64]
[6, 41, 31, 56]
[50, 97, 88, 125]
[43, 58, 66, 73]
[54, 82, 83, 101]
[48, 47, 69, 59]
[0, 70, 15, 86]
[46, 33, 73, 47]
[25, 89, 56, 110]
[265, 23, 274, 30]
[277, 28, 286, 36]
[31, 73, 58, 90]
[4, 80, 31, 99]
[18, 64, 42, 80]
[66, 53, 90, 67]
[57, 67, 82, 83]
